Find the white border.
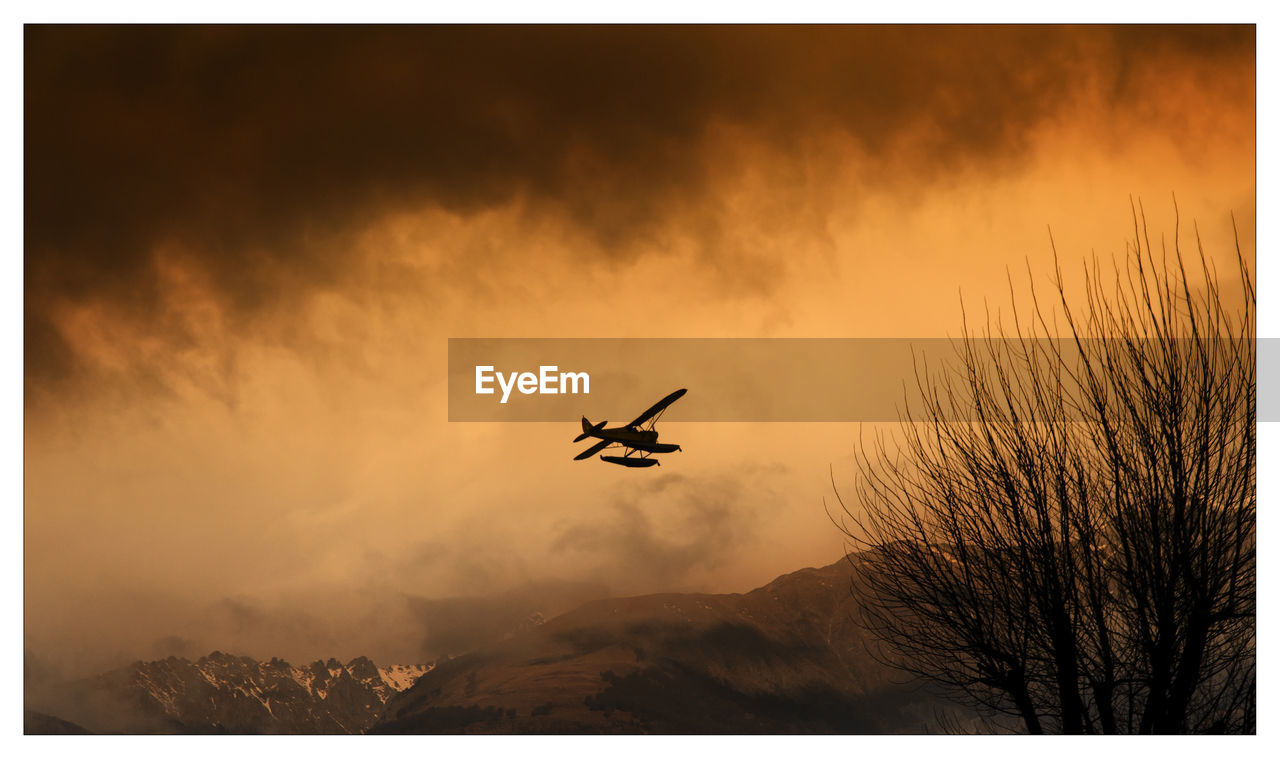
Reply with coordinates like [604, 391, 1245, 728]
[4, 4, 1272, 758]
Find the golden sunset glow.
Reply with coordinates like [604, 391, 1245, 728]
[24, 25, 1254, 681]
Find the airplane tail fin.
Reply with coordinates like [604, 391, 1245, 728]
[573, 416, 593, 443]
[573, 417, 607, 443]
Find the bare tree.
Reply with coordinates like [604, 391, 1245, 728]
[831, 204, 1255, 734]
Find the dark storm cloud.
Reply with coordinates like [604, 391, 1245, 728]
[24, 25, 1253, 385]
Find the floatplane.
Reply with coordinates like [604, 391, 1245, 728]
[572, 388, 687, 467]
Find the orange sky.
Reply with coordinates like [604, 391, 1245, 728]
[24, 25, 1255, 676]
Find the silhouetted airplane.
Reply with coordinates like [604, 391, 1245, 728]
[572, 388, 686, 467]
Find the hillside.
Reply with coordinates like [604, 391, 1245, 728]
[375, 557, 959, 733]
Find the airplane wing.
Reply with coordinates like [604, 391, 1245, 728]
[573, 439, 612, 461]
[627, 388, 687, 429]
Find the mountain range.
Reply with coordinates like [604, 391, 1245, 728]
[27, 556, 970, 734]
[25, 652, 431, 734]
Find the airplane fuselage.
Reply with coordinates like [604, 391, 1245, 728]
[593, 426, 659, 444]
[585, 427, 680, 455]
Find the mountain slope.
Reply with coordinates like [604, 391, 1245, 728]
[27, 652, 431, 734]
[375, 557, 959, 733]
[23, 710, 91, 735]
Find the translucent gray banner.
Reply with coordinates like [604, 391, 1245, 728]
[449, 338, 1259, 423]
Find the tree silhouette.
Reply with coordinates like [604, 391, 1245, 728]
[831, 205, 1255, 734]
